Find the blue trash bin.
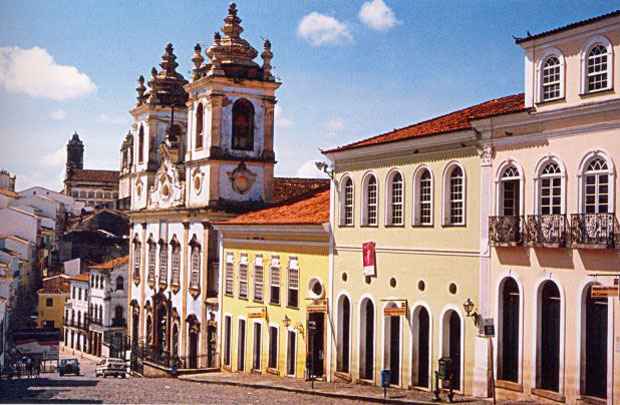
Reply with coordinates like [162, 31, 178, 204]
[381, 369, 391, 388]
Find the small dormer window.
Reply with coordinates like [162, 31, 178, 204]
[587, 45, 609, 92]
[232, 99, 254, 151]
[542, 56, 561, 101]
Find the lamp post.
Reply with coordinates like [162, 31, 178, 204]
[463, 298, 495, 405]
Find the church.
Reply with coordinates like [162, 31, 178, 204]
[122, 3, 326, 374]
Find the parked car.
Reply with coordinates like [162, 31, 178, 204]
[58, 358, 80, 376]
[95, 357, 127, 378]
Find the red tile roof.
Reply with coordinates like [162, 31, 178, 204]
[90, 255, 128, 270]
[69, 273, 90, 282]
[68, 169, 119, 183]
[323, 94, 526, 154]
[272, 177, 330, 203]
[222, 188, 329, 225]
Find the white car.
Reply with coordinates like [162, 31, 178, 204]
[95, 358, 128, 378]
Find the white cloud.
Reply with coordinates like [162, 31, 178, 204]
[297, 12, 353, 47]
[359, 0, 400, 31]
[96, 113, 129, 125]
[0, 46, 96, 100]
[325, 117, 345, 135]
[296, 159, 328, 179]
[49, 109, 67, 121]
[41, 146, 66, 168]
[274, 105, 293, 129]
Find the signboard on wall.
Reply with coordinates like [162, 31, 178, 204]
[591, 285, 619, 298]
[362, 241, 376, 277]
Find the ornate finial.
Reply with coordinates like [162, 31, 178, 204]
[151, 67, 158, 78]
[261, 39, 274, 81]
[136, 75, 147, 105]
[160, 43, 179, 76]
[228, 2, 237, 17]
[191, 43, 205, 81]
[214, 31, 221, 44]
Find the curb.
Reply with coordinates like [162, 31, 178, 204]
[180, 376, 439, 405]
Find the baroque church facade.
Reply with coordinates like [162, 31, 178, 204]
[123, 3, 292, 373]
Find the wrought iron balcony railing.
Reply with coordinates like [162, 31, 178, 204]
[489, 216, 523, 246]
[524, 214, 568, 247]
[570, 213, 619, 249]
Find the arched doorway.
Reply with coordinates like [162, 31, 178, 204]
[187, 315, 200, 369]
[498, 277, 519, 383]
[207, 324, 217, 368]
[336, 295, 350, 373]
[383, 302, 401, 386]
[442, 309, 462, 390]
[412, 306, 430, 388]
[171, 323, 179, 359]
[131, 304, 139, 344]
[582, 284, 608, 398]
[359, 298, 375, 381]
[145, 315, 153, 347]
[155, 302, 168, 356]
[538, 281, 561, 392]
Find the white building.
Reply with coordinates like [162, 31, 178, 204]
[63, 273, 90, 355]
[88, 256, 128, 359]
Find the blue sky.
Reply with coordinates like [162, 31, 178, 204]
[1, 0, 618, 190]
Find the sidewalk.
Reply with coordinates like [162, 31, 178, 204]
[180, 372, 486, 404]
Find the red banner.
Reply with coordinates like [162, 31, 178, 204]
[362, 241, 376, 276]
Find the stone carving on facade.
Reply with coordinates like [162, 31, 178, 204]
[479, 144, 494, 166]
[149, 153, 185, 209]
[227, 161, 256, 195]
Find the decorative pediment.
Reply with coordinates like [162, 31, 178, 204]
[149, 156, 185, 209]
[227, 161, 257, 195]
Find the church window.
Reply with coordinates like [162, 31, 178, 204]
[232, 99, 254, 151]
[195, 103, 204, 149]
[170, 237, 181, 290]
[189, 236, 201, 294]
[158, 241, 168, 287]
[138, 125, 145, 163]
[147, 239, 156, 286]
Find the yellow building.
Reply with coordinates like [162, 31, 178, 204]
[214, 188, 330, 379]
[36, 274, 70, 330]
[322, 95, 525, 396]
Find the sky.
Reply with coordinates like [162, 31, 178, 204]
[1, 0, 619, 191]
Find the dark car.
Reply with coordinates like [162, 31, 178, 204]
[58, 358, 80, 376]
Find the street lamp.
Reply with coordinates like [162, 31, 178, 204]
[462, 298, 481, 327]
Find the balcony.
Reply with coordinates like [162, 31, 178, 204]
[570, 213, 619, 249]
[489, 216, 523, 246]
[524, 214, 569, 247]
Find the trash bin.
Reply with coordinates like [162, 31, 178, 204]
[381, 369, 392, 388]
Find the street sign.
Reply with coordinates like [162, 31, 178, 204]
[591, 285, 619, 298]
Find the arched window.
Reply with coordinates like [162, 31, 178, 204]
[341, 177, 354, 226]
[539, 161, 562, 215]
[444, 164, 465, 225]
[542, 56, 561, 101]
[583, 157, 610, 214]
[587, 45, 610, 92]
[232, 99, 254, 151]
[387, 171, 404, 225]
[581, 36, 614, 94]
[195, 103, 204, 149]
[132, 238, 141, 283]
[413, 167, 433, 226]
[362, 174, 378, 226]
[138, 124, 145, 163]
[116, 276, 124, 291]
[114, 306, 123, 322]
[499, 165, 521, 216]
[336, 295, 350, 373]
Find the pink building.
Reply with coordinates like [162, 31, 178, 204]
[481, 11, 620, 404]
